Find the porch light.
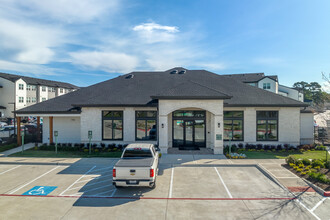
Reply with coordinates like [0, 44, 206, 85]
[162, 123, 164, 128]
[218, 123, 220, 128]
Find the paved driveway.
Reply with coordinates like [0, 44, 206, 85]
[0, 155, 327, 220]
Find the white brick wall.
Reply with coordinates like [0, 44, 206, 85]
[300, 113, 314, 144]
[43, 116, 81, 143]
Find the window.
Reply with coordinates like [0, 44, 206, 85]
[18, 97, 24, 103]
[42, 98, 46, 102]
[31, 97, 36, 103]
[224, 111, 243, 141]
[102, 111, 123, 140]
[27, 85, 31, 91]
[18, 84, 24, 90]
[42, 86, 46, 92]
[136, 111, 157, 140]
[31, 85, 36, 91]
[60, 88, 63, 93]
[172, 111, 205, 118]
[257, 111, 278, 141]
[27, 97, 31, 103]
[263, 83, 271, 90]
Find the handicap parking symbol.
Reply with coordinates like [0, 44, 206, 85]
[22, 186, 57, 196]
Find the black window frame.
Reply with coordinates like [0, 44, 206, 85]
[256, 111, 278, 141]
[135, 111, 157, 141]
[102, 111, 124, 141]
[223, 111, 244, 141]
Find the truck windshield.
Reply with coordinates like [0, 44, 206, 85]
[123, 148, 153, 158]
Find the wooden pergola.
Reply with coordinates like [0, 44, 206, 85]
[16, 116, 46, 145]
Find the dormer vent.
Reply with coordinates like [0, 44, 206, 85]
[125, 74, 134, 79]
[170, 70, 178, 74]
[178, 70, 186, 74]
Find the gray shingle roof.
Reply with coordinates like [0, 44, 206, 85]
[222, 73, 278, 82]
[16, 68, 307, 114]
[0, 72, 79, 89]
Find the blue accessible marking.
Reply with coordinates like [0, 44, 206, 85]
[22, 186, 57, 196]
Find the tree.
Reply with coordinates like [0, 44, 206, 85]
[293, 81, 329, 105]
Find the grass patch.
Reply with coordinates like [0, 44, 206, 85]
[241, 150, 330, 160]
[0, 143, 18, 152]
[9, 149, 122, 158]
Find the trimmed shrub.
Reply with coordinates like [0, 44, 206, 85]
[308, 172, 330, 184]
[276, 144, 282, 151]
[295, 160, 303, 166]
[286, 156, 296, 165]
[238, 143, 244, 149]
[325, 161, 330, 169]
[311, 159, 325, 168]
[264, 145, 270, 151]
[302, 158, 311, 166]
[316, 145, 327, 151]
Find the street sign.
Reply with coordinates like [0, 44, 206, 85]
[22, 186, 57, 196]
[88, 130, 92, 139]
[54, 131, 58, 137]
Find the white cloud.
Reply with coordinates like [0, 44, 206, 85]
[133, 22, 179, 43]
[0, 19, 66, 64]
[0, 60, 58, 76]
[69, 51, 139, 73]
[133, 22, 179, 33]
[1, 0, 120, 23]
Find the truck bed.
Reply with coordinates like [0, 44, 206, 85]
[115, 158, 154, 167]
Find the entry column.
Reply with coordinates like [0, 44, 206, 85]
[158, 115, 168, 154]
[213, 114, 223, 154]
[16, 117, 21, 146]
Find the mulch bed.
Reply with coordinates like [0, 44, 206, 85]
[282, 164, 330, 191]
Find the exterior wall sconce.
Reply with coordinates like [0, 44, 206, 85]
[218, 123, 220, 128]
[162, 123, 164, 128]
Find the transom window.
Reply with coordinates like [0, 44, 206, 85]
[172, 111, 205, 118]
[102, 111, 123, 140]
[257, 111, 278, 141]
[263, 83, 271, 90]
[136, 111, 157, 141]
[18, 84, 24, 90]
[224, 111, 243, 141]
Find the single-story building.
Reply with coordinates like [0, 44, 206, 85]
[15, 68, 313, 154]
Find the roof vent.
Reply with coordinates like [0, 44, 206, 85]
[178, 70, 186, 74]
[170, 70, 178, 74]
[125, 74, 134, 79]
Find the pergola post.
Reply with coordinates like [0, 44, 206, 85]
[49, 116, 53, 144]
[37, 116, 41, 142]
[17, 117, 21, 146]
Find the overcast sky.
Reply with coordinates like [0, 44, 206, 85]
[0, 0, 329, 91]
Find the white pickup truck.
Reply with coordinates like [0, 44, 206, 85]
[112, 143, 160, 189]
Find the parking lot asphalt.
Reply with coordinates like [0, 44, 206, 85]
[0, 155, 328, 220]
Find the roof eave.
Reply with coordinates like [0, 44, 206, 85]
[151, 96, 232, 100]
[224, 103, 308, 107]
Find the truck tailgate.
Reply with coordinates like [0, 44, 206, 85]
[116, 167, 150, 180]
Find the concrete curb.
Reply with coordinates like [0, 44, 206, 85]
[302, 177, 330, 197]
[255, 164, 290, 192]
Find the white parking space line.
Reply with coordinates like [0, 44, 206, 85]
[295, 199, 321, 220]
[69, 179, 112, 191]
[9, 166, 60, 194]
[77, 183, 113, 194]
[95, 189, 115, 196]
[214, 167, 232, 198]
[0, 165, 21, 175]
[76, 173, 113, 184]
[60, 165, 96, 196]
[168, 167, 174, 198]
[311, 197, 327, 212]
[110, 188, 116, 197]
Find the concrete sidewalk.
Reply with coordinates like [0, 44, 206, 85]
[0, 143, 35, 157]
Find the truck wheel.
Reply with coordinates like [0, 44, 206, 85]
[114, 185, 123, 189]
[150, 181, 156, 189]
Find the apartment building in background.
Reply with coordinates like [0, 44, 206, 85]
[0, 72, 79, 118]
[223, 73, 304, 102]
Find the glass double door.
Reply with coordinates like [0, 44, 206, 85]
[173, 119, 205, 148]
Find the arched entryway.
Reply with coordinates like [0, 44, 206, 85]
[172, 110, 206, 150]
